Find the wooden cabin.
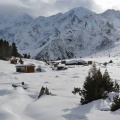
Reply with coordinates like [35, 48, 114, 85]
[57, 64, 68, 70]
[10, 59, 18, 64]
[61, 60, 66, 64]
[10, 57, 18, 64]
[53, 62, 59, 67]
[88, 61, 92, 65]
[15, 64, 35, 73]
[5, 57, 10, 61]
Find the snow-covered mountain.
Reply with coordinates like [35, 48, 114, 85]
[1, 7, 120, 60]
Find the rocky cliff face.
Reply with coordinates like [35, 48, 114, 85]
[0, 7, 120, 60]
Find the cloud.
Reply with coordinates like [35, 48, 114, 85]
[19, 0, 99, 17]
[93, 0, 120, 12]
[0, 0, 30, 16]
[0, 0, 99, 17]
[0, 0, 120, 17]
[0, 0, 27, 7]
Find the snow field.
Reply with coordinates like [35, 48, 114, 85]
[0, 57, 120, 120]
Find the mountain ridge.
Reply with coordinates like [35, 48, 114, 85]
[0, 7, 120, 60]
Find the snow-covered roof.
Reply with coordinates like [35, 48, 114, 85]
[66, 59, 86, 64]
[10, 57, 17, 60]
[16, 63, 35, 67]
[57, 64, 65, 67]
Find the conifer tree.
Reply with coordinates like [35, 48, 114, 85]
[11, 42, 18, 57]
[113, 80, 120, 92]
[73, 63, 120, 105]
[4, 41, 10, 57]
[0, 39, 18, 59]
[111, 96, 120, 111]
[0, 39, 4, 58]
[102, 69, 114, 92]
[80, 64, 104, 104]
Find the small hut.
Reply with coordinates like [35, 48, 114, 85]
[57, 64, 68, 70]
[10, 57, 18, 64]
[88, 61, 92, 65]
[15, 63, 36, 73]
[65, 59, 87, 65]
[5, 57, 10, 61]
[61, 60, 66, 64]
[53, 62, 59, 67]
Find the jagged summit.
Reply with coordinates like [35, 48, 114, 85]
[69, 6, 95, 15]
[0, 7, 120, 60]
[101, 9, 120, 28]
[102, 9, 120, 14]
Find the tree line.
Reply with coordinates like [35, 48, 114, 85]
[0, 39, 19, 59]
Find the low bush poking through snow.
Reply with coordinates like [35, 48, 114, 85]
[111, 95, 120, 111]
[73, 63, 120, 105]
[38, 86, 52, 98]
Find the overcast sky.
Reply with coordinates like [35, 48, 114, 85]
[0, 0, 120, 17]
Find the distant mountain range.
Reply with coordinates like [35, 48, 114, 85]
[1, 7, 120, 60]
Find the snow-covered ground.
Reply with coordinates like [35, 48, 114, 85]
[0, 57, 120, 120]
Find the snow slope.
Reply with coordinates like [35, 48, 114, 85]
[0, 57, 120, 120]
[1, 7, 120, 60]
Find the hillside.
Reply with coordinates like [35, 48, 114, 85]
[0, 7, 120, 60]
[0, 57, 120, 120]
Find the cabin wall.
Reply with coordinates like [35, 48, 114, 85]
[16, 67, 26, 72]
[16, 66, 35, 73]
[26, 66, 35, 73]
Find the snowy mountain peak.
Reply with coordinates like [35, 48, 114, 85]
[101, 9, 120, 28]
[70, 6, 95, 15]
[64, 7, 95, 20]
[101, 9, 120, 19]
[0, 7, 120, 60]
[103, 9, 120, 15]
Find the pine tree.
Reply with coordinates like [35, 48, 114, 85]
[19, 57, 24, 64]
[102, 69, 114, 92]
[113, 80, 120, 92]
[0, 39, 4, 59]
[8, 45, 12, 57]
[73, 63, 120, 105]
[80, 64, 104, 104]
[4, 41, 10, 57]
[0, 39, 18, 59]
[111, 96, 120, 111]
[11, 42, 18, 57]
